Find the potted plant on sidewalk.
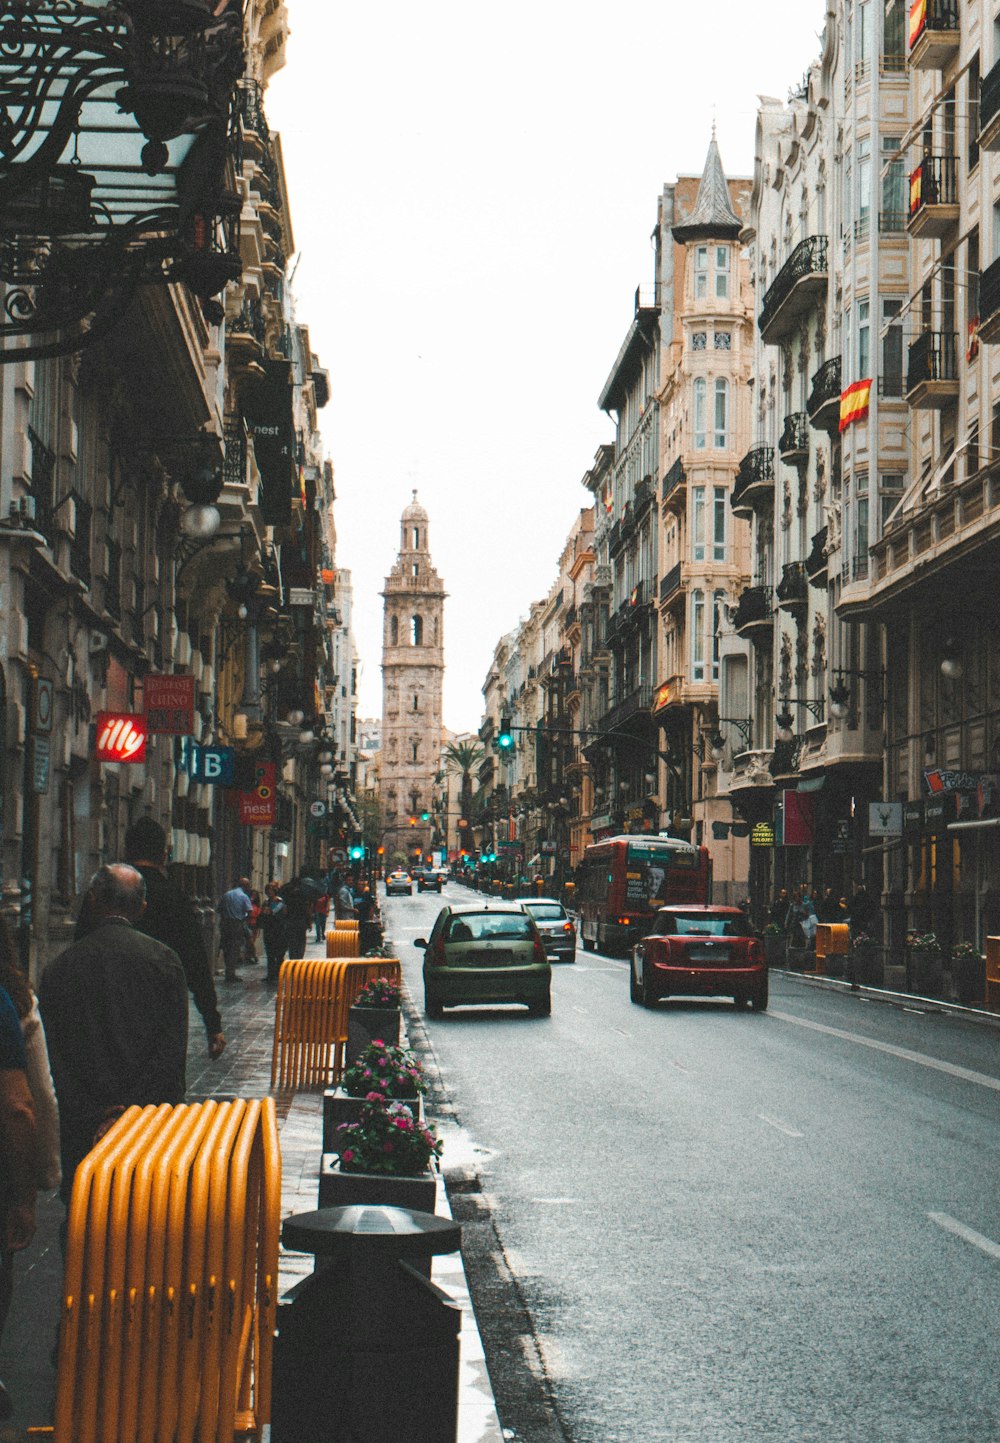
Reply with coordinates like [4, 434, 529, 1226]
[949, 940, 984, 1006]
[320, 1091, 443, 1212]
[762, 923, 787, 968]
[847, 931, 880, 988]
[347, 974, 402, 1061]
[907, 931, 944, 996]
[324, 1038, 426, 1147]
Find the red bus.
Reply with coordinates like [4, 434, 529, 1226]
[576, 834, 712, 955]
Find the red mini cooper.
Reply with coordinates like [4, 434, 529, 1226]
[630, 905, 768, 1011]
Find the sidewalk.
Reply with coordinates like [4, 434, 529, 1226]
[0, 934, 503, 1443]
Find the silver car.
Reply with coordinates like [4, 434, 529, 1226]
[518, 898, 576, 963]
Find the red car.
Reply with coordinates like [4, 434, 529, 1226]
[630, 905, 768, 1011]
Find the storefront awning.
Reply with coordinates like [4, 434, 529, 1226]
[947, 818, 1000, 832]
[797, 776, 826, 793]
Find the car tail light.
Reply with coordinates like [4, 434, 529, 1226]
[618, 915, 631, 927]
[428, 934, 446, 966]
[562, 921, 574, 934]
[532, 934, 548, 965]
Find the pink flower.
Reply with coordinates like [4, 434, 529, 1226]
[341, 1149, 354, 1163]
[373, 1038, 385, 1047]
[393, 1116, 412, 1131]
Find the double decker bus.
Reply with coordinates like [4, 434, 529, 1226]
[576, 834, 712, 955]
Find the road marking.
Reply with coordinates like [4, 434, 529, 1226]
[929, 1212, 1000, 1261]
[530, 1197, 578, 1205]
[611, 1026, 629, 1037]
[771, 1010, 1000, 1092]
[758, 1113, 803, 1138]
[667, 1058, 692, 1074]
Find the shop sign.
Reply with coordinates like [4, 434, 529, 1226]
[903, 800, 924, 835]
[188, 745, 235, 785]
[924, 794, 956, 832]
[34, 677, 53, 735]
[31, 736, 50, 794]
[541, 841, 557, 854]
[289, 588, 316, 607]
[868, 801, 903, 837]
[243, 358, 294, 525]
[923, 768, 990, 795]
[94, 712, 147, 763]
[239, 760, 277, 826]
[144, 674, 196, 735]
[751, 822, 775, 847]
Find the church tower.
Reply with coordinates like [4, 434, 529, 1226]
[380, 493, 446, 865]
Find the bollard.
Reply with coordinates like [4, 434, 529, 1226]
[272, 1205, 462, 1443]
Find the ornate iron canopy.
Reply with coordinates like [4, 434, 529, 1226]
[0, 1, 245, 360]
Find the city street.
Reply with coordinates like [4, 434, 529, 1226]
[388, 884, 1000, 1443]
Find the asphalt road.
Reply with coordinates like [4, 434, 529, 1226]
[386, 884, 1000, 1443]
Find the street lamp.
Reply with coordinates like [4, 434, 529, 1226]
[940, 637, 963, 680]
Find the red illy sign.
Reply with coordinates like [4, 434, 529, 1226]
[95, 712, 148, 763]
[239, 760, 277, 826]
[144, 673, 196, 735]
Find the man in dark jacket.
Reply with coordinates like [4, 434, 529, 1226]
[124, 816, 225, 1059]
[39, 864, 188, 1201]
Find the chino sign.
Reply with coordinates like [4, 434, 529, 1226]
[144, 674, 196, 735]
[95, 712, 148, 763]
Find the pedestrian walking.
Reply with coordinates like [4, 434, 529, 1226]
[0, 970, 38, 1422]
[312, 890, 330, 944]
[817, 887, 841, 924]
[0, 919, 59, 1197]
[769, 888, 791, 931]
[280, 874, 313, 960]
[258, 881, 289, 983]
[124, 817, 225, 1059]
[219, 876, 253, 981]
[39, 865, 188, 1202]
[331, 871, 357, 921]
[848, 882, 876, 939]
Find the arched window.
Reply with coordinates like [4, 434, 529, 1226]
[412, 741, 419, 763]
[693, 378, 707, 449]
[411, 614, 423, 646]
[413, 527, 420, 549]
[390, 615, 398, 646]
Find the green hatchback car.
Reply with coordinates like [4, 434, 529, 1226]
[415, 903, 552, 1018]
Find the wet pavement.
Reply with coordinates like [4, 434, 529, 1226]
[1, 931, 502, 1443]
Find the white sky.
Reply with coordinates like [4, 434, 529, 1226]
[267, 1, 828, 732]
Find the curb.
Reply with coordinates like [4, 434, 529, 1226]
[779, 965, 1000, 1029]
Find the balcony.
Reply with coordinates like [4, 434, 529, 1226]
[662, 456, 685, 506]
[981, 57, 1000, 151]
[633, 474, 655, 516]
[731, 446, 775, 519]
[758, 236, 828, 344]
[778, 411, 810, 467]
[805, 526, 828, 588]
[608, 520, 623, 555]
[775, 561, 809, 615]
[27, 426, 56, 546]
[978, 254, 1000, 344]
[732, 584, 774, 643]
[807, 356, 842, 433]
[659, 561, 683, 606]
[906, 331, 958, 409]
[598, 683, 654, 735]
[907, 154, 958, 239]
[908, 0, 959, 72]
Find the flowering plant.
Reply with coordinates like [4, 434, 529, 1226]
[342, 1038, 426, 1099]
[950, 940, 980, 961]
[907, 931, 941, 953]
[850, 931, 873, 950]
[763, 923, 784, 936]
[335, 1095, 442, 1176]
[353, 975, 401, 1009]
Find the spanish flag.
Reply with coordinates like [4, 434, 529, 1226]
[909, 164, 922, 216]
[909, 0, 926, 50]
[839, 379, 872, 433]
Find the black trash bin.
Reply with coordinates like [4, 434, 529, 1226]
[359, 918, 383, 954]
[272, 1204, 462, 1443]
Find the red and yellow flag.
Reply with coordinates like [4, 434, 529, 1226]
[909, 0, 927, 50]
[839, 379, 872, 433]
[909, 164, 922, 215]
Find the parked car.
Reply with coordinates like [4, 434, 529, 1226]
[415, 867, 442, 893]
[630, 905, 768, 1010]
[385, 869, 413, 896]
[415, 903, 552, 1018]
[518, 898, 576, 962]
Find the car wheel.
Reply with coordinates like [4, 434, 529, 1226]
[750, 978, 769, 1012]
[629, 957, 641, 1004]
[424, 991, 443, 1019]
[408, 888, 413, 896]
[733, 993, 750, 1009]
[528, 990, 551, 1017]
[640, 963, 658, 1009]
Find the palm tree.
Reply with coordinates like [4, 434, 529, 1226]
[444, 740, 485, 856]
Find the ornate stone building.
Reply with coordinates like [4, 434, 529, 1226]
[380, 494, 446, 864]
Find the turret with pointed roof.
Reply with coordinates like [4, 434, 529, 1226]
[671, 129, 743, 244]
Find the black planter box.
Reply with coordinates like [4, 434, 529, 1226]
[347, 1004, 401, 1068]
[318, 1157, 438, 1213]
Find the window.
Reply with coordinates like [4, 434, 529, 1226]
[413, 694, 419, 711]
[714, 330, 731, 349]
[853, 471, 869, 577]
[857, 137, 871, 238]
[713, 378, 729, 448]
[881, 136, 905, 230]
[693, 377, 707, 448]
[858, 298, 870, 379]
[712, 591, 725, 681]
[411, 614, 423, 646]
[691, 590, 705, 681]
[857, 0, 872, 76]
[692, 487, 706, 561]
[879, 473, 904, 533]
[411, 563, 419, 577]
[692, 331, 707, 350]
[714, 246, 730, 299]
[968, 227, 981, 332]
[713, 488, 726, 561]
[694, 246, 708, 299]
[969, 54, 980, 172]
[882, 298, 903, 395]
[390, 615, 398, 645]
[884, 0, 905, 68]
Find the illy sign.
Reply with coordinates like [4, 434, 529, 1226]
[95, 712, 148, 763]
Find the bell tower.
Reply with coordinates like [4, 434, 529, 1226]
[380, 492, 446, 865]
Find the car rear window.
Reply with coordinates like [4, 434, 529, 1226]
[526, 904, 566, 921]
[657, 913, 750, 937]
[446, 913, 534, 942]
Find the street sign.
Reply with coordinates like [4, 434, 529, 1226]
[34, 677, 53, 735]
[310, 801, 327, 817]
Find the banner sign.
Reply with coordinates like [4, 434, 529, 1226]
[869, 801, 903, 837]
[95, 712, 148, 763]
[243, 358, 295, 525]
[189, 744, 235, 785]
[239, 760, 277, 826]
[144, 674, 196, 735]
[923, 768, 987, 794]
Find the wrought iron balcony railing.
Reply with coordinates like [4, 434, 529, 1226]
[907, 154, 958, 234]
[978, 253, 1000, 342]
[731, 446, 775, 515]
[660, 562, 682, 603]
[805, 526, 828, 588]
[758, 236, 828, 342]
[778, 411, 810, 463]
[807, 356, 842, 429]
[732, 584, 774, 634]
[906, 331, 957, 395]
[775, 561, 808, 610]
[662, 457, 685, 502]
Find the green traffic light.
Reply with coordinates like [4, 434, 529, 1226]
[348, 845, 364, 861]
[497, 716, 513, 750]
[421, 811, 430, 821]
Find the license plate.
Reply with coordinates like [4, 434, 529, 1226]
[688, 945, 730, 963]
[454, 949, 514, 967]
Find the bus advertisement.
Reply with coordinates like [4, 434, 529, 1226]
[576, 834, 712, 955]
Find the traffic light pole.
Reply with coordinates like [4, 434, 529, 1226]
[495, 719, 681, 778]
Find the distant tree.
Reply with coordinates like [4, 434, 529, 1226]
[444, 740, 485, 855]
